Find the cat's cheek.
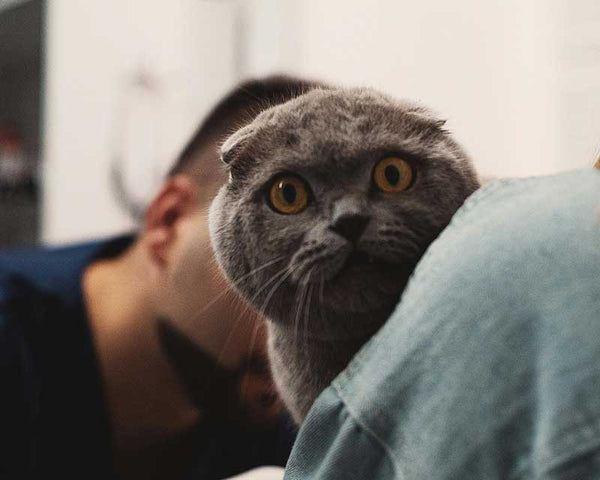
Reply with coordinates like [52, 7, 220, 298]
[207, 193, 222, 248]
[208, 190, 241, 287]
[207, 192, 227, 265]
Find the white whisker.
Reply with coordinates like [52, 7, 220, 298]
[258, 264, 298, 318]
[302, 281, 315, 353]
[215, 261, 290, 366]
[190, 255, 286, 325]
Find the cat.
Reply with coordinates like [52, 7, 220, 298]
[208, 86, 480, 423]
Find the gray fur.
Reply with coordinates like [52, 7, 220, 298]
[208, 87, 480, 422]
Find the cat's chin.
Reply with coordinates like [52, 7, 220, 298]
[322, 260, 415, 313]
[263, 262, 413, 341]
[263, 292, 397, 341]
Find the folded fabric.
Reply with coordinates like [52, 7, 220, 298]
[285, 168, 600, 479]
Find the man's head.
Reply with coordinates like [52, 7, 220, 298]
[138, 75, 325, 360]
[85, 76, 327, 448]
[166, 75, 325, 204]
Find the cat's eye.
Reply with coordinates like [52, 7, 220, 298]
[372, 157, 413, 193]
[268, 175, 309, 214]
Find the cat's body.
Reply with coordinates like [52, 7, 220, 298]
[209, 87, 480, 422]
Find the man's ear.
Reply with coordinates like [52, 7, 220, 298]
[142, 175, 197, 268]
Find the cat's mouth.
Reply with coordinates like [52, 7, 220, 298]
[345, 250, 374, 265]
[317, 248, 411, 315]
[332, 249, 399, 284]
[344, 250, 390, 268]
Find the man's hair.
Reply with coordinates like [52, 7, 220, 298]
[111, 75, 325, 219]
[168, 74, 326, 178]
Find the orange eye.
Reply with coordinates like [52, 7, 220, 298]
[373, 157, 413, 193]
[268, 175, 309, 214]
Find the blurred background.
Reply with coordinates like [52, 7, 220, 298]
[0, 0, 599, 247]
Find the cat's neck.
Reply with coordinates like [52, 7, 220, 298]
[267, 320, 369, 423]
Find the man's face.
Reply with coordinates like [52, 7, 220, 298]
[154, 188, 284, 422]
[163, 205, 216, 320]
[156, 192, 263, 370]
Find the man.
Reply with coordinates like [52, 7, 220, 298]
[284, 167, 600, 479]
[0, 75, 321, 479]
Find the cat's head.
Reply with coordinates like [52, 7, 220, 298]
[209, 87, 479, 339]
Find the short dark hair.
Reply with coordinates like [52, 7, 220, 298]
[112, 75, 325, 220]
[169, 74, 326, 178]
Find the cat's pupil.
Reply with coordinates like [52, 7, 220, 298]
[384, 165, 400, 185]
[282, 183, 297, 204]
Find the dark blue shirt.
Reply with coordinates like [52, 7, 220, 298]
[0, 236, 127, 478]
[0, 236, 295, 479]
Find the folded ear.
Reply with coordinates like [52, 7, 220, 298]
[413, 114, 447, 130]
[220, 124, 256, 165]
[399, 100, 447, 130]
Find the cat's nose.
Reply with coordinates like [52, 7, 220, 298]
[330, 214, 370, 243]
[329, 195, 371, 243]
[330, 197, 370, 243]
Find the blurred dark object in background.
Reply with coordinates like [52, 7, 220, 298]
[0, 122, 37, 193]
[0, 0, 42, 247]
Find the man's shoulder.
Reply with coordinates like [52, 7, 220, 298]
[0, 235, 134, 300]
[0, 237, 128, 478]
[0, 240, 99, 282]
[0, 240, 101, 351]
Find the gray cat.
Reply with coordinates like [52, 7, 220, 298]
[208, 87, 480, 423]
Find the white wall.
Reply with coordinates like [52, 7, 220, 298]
[42, 0, 600, 243]
[555, 0, 600, 166]
[42, 0, 237, 243]
[239, 0, 599, 178]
